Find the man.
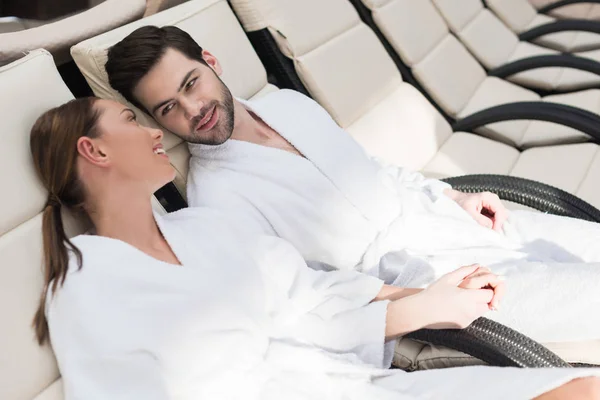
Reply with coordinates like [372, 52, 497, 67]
[105, 26, 600, 363]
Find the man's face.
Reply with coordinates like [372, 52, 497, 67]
[133, 48, 234, 145]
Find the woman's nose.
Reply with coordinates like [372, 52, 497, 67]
[151, 127, 164, 141]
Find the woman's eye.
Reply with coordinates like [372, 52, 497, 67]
[162, 104, 175, 116]
[185, 78, 197, 91]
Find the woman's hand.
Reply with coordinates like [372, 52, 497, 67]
[415, 265, 496, 330]
[458, 265, 505, 311]
[384, 265, 505, 339]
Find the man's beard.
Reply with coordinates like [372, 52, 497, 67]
[185, 79, 234, 146]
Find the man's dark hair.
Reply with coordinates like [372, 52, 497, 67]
[105, 25, 208, 111]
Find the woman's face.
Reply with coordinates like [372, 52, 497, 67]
[91, 99, 176, 192]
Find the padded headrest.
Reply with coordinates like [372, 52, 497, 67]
[0, 49, 78, 400]
[0, 0, 146, 66]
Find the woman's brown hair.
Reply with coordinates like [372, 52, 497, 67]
[30, 97, 101, 345]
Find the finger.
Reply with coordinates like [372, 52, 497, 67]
[465, 266, 492, 278]
[459, 271, 493, 288]
[470, 274, 505, 310]
[472, 288, 495, 304]
[491, 207, 509, 232]
[490, 281, 506, 310]
[473, 213, 493, 229]
[463, 273, 503, 290]
[481, 194, 508, 232]
[442, 264, 481, 284]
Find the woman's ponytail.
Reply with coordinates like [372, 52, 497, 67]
[30, 97, 100, 345]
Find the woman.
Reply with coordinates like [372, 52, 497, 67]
[31, 97, 600, 399]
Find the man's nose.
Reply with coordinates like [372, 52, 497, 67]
[181, 97, 203, 120]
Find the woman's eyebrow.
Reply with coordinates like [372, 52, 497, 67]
[120, 108, 135, 117]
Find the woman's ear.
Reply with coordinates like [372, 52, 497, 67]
[202, 50, 223, 76]
[76, 137, 109, 167]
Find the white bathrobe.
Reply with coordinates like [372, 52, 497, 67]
[47, 208, 600, 399]
[187, 89, 600, 344]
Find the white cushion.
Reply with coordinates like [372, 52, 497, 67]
[346, 84, 453, 171]
[458, 9, 519, 69]
[511, 143, 599, 193]
[497, 2, 600, 53]
[431, 0, 482, 32]
[530, 89, 600, 147]
[33, 380, 63, 400]
[296, 23, 402, 128]
[459, 77, 539, 146]
[548, 3, 593, 19]
[413, 36, 487, 117]
[371, 0, 449, 66]
[506, 41, 561, 91]
[230, 0, 361, 58]
[423, 132, 520, 177]
[0, 0, 145, 66]
[0, 49, 86, 400]
[487, 0, 539, 32]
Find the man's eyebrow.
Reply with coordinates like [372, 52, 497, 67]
[151, 68, 198, 115]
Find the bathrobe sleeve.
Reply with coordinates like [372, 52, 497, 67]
[251, 235, 395, 368]
[57, 352, 169, 400]
[47, 276, 171, 400]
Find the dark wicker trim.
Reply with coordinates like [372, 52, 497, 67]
[442, 174, 600, 222]
[489, 54, 600, 86]
[519, 19, 600, 41]
[452, 101, 600, 144]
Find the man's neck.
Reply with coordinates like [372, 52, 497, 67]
[229, 99, 276, 143]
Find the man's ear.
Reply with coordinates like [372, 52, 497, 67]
[202, 50, 223, 76]
[77, 137, 110, 167]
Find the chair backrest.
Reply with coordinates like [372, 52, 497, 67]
[431, 0, 521, 69]
[229, 0, 454, 171]
[71, 0, 278, 199]
[0, 49, 91, 400]
[0, 0, 146, 67]
[353, 0, 488, 119]
[144, 0, 190, 16]
[486, 0, 541, 33]
[0, 16, 26, 34]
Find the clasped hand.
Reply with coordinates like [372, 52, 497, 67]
[417, 264, 505, 330]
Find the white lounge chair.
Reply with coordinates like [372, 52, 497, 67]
[432, 0, 600, 92]
[530, 0, 600, 21]
[487, 0, 600, 53]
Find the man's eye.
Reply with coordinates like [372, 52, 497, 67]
[162, 104, 175, 116]
[185, 78, 197, 90]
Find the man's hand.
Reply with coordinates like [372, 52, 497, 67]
[444, 189, 508, 232]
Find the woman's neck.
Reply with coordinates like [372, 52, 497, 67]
[91, 187, 162, 251]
